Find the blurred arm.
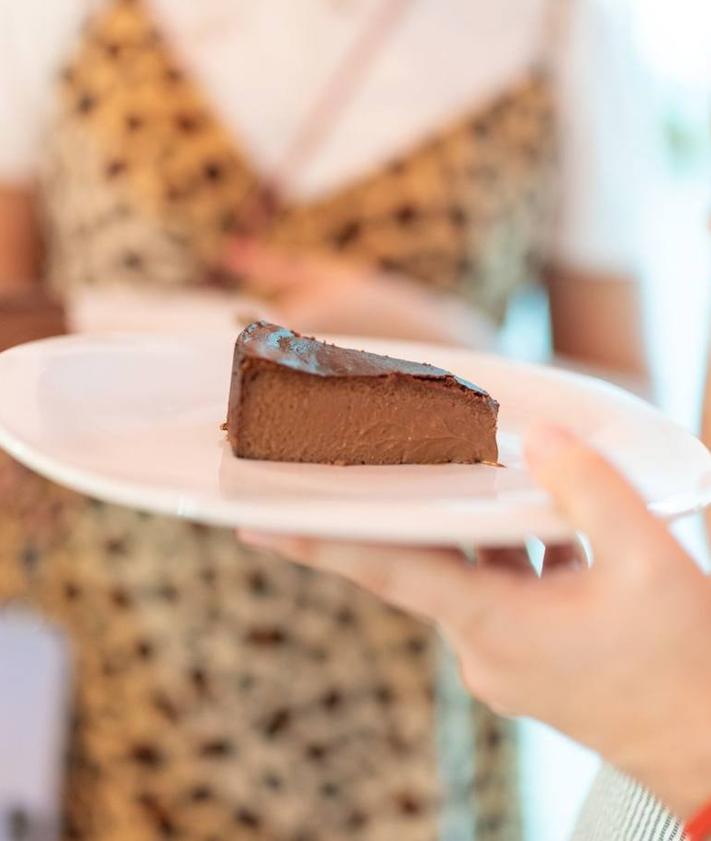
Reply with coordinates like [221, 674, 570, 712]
[548, 0, 658, 380]
[0, 187, 41, 290]
[0, 186, 65, 351]
[546, 265, 646, 376]
[702, 351, 711, 547]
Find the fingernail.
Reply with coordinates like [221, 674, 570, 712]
[524, 424, 576, 467]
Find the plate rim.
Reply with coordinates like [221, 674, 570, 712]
[1, 331, 711, 546]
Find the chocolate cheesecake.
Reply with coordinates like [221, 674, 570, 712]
[226, 322, 498, 465]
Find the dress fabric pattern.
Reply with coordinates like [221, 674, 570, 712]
[42, 0, 557, 322]
[1, 1, 561, 839]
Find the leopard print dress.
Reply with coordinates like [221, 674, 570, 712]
[0, 2, 558, 839]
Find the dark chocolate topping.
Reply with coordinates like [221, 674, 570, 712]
[237, 322, 488, 395]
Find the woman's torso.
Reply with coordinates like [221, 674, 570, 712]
[2, 2, 563, 839]
[40, 0, 558, 323]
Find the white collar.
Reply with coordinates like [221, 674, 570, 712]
[149, 0, 550, 199]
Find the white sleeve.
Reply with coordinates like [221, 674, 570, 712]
[0, 1, 91, 184]
[551, 0, 662, 277]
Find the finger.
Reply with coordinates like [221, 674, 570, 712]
[476, 543, 586, 576]
[477, 546, 535, 574]
[525, 425, 682, 568]
[542, 542, 588, 572]
[238, 530, 513, 629]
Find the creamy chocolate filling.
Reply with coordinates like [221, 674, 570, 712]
[227, 323, 498, 465]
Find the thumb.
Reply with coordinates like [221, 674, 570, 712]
[524, 425, 680, 567]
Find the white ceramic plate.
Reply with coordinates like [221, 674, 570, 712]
[1, 332, 710, 546]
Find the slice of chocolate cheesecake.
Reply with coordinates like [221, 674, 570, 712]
[226, 322, 498, 465]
